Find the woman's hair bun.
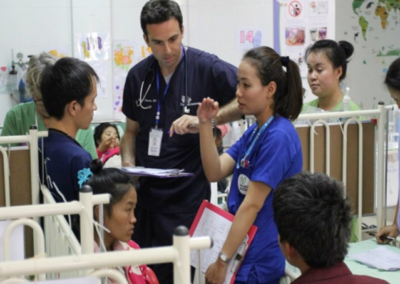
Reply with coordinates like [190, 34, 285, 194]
[90, 159, 104, 174]
[338, 40, 354, 59]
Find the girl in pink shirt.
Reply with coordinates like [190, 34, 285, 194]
[86, 159, 158, 284]
[94, 123, 121, 165]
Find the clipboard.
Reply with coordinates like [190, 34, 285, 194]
[122, 167, 194, 178]
[189, 200, 257, 284]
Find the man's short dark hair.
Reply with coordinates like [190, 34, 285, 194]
[273, 172, 353, 268]
[140, 0, 183, 37]
[40, 57, 99, 120]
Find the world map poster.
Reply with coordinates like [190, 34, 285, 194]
[337, 0, 400, 109]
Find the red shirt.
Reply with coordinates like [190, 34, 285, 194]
[97, 146, 120, 164]
[94, 240, 158, 284]
[292, 261, 388, 284]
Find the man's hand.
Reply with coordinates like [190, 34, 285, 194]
[169, 115, 200, 136]
[376, 224, 399, 244]
[120, 118, 139, 168]
[169, 98, 222, 136]
[122, 161, 134, 167]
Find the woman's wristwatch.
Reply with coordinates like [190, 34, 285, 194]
[218, 251, 231, 263]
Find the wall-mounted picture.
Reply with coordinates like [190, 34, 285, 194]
[309, 28, 318, 42]
[318, 27, 327, 40]
[285, 27, 306, 46]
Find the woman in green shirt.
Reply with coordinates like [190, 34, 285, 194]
[1, 52, 97, 159]
[302, 39, 360, 113]
[302, 40, 361, 242]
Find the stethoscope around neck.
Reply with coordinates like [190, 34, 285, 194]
[136, 45, 190, 114]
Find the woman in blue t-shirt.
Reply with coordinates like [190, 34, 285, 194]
[199, 47, 303, 284]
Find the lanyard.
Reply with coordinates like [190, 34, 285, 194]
[155, 70, 171, 128]
[154, 46, 185, 128]
[236, 115, 274, 169]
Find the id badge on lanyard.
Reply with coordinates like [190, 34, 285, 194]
[148, 128, 163, 156]
[148, 46, 185, 157]
[148, 63, 173, 157]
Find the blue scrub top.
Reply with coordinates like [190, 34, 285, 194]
[227, 116, 303, 283]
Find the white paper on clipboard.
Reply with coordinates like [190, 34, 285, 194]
[122, 167, 193, 178]
[189, 200, 257, 284]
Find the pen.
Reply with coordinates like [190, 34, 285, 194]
[368, 232, 395, 242]
[168, 125, 198, 134]
[180, 102, 200, 107]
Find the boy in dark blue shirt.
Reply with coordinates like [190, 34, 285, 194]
[39, 57, 99, 202]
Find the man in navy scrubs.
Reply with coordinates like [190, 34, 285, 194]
[121, 0, 240, 282]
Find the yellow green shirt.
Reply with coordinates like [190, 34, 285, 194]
[302, 97, 361, 113]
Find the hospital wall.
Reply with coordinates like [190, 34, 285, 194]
[335, 0, 400, 111]
[0, 0, 268, 125]
[0, 0, 399, 125]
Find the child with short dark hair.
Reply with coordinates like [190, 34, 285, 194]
[274, 172, 388, 284]
[94, 122, 121, 165]
[213, 124, 229, 193]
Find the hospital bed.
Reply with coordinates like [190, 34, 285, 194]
[0, 129, 212, 283]
[0, 103, 397, 283]
[238, 103, 393, 241]
[0, 184, 212, 283]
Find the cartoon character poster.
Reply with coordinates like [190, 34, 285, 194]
[113, 40, 152, 72]
[112, 40, 152, 118]
[75, 32, 111, 61]
[45, 46, 69, 58]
